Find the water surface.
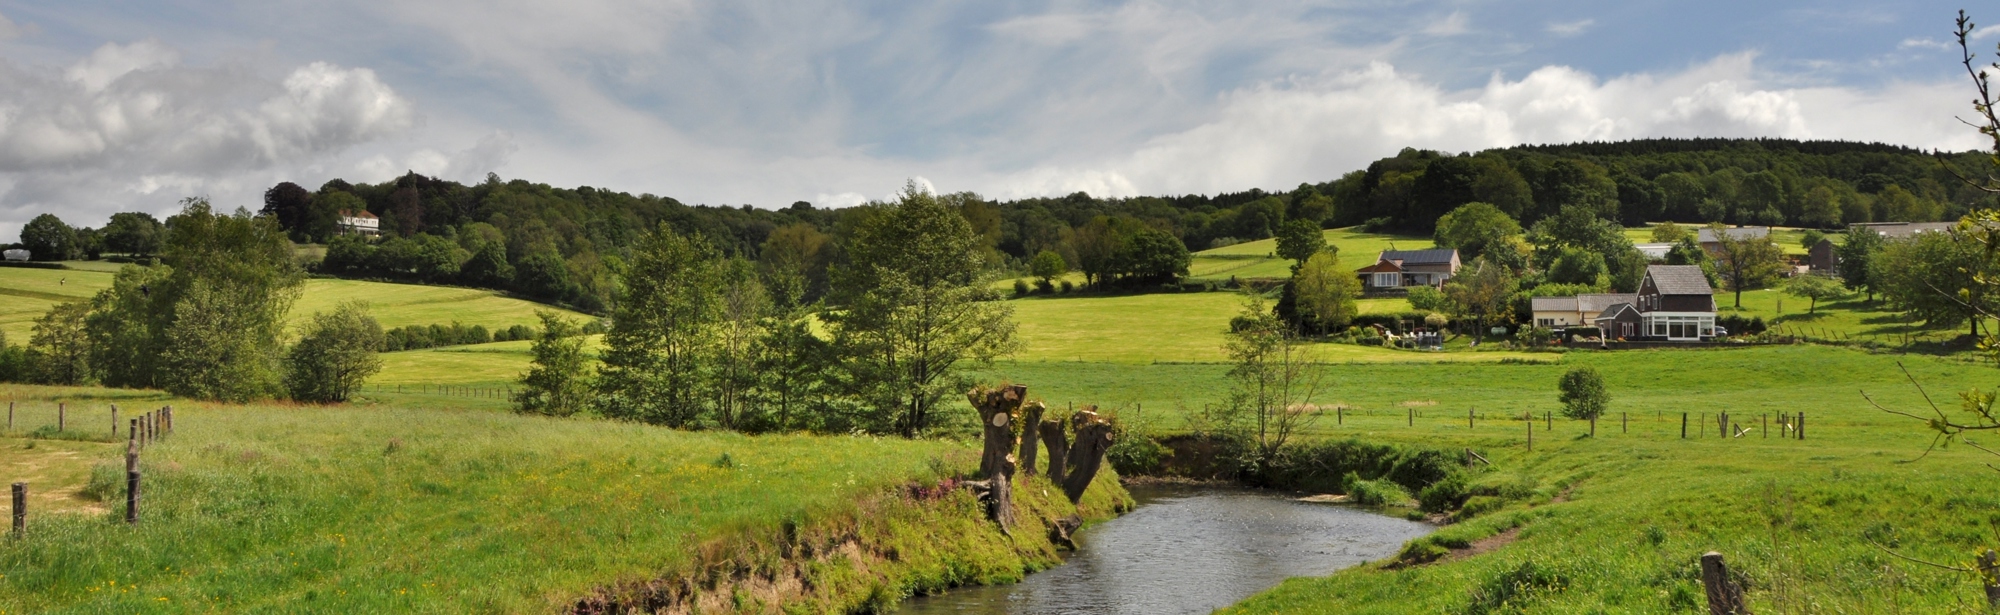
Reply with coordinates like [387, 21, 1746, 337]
[898, 484, 1432, 615]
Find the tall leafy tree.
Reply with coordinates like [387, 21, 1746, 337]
[713, 259, 769, 431]
[1443, 258, 1519, 343]
[20, 214, 77, 261]
[1708, 223, 1786, 308]
[1872, 231, 1995, 336]
[86, 199, 302, 400]
[1528, 205, 1647, 292]
[103, 212, 164, 256]
[1837, 225, 1886, 301]
[1274, 219, 1327, 265]
[1029, 250, 1069, 286]
[284, 301, 384, 403]
[1433, 202, 1522, 261]
[1286, 252, 1361, 332]
[828, 182, 1019, 436]
[596, 224, 722, 427]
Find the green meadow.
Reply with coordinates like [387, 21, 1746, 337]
[0, 264, 583, 342]
[1187, 227, 1429, 282]
[0, 384, 1129, 613]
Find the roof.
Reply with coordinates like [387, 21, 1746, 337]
[1646, 264, 1713, 295]
[1377, 249, 1457, 265]
[1530, 296, 1578, 312]
[338, 209, 378, 219]
[1852, 222, 1954, 238]
[1578, 293, 1638, 313]
[1696, 226, 1769, 243]
[1355, 260, 1402, 273]
[1593, 302, 1640, 321]
[1634, 243, 1674, 259]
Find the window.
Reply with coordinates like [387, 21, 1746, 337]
[1536, 318, 1553, 327]
[1373, 272, 1399, 287]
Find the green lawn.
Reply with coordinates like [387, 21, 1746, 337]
[1719, 288, 1966, 343]
[1623, 223, 1833, 256]
[0, 383, 1128, 613]
[0, 265, 584, 342]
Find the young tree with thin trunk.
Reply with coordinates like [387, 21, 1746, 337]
[596, 224, 723, 427]
[515, 311, 593, 417]
[1225, 298, 1324, 464]
[1781, 274, 1847, 315]
[1443, 258, 1518, 344]
[1558, 366, 1608, 421]
[29, 301, 91, 385]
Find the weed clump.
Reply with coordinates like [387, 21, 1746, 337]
[1456, 559, 1569, 615]
[1341, 471, 1410, 507]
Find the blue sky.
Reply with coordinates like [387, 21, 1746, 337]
[0, 1, 1990, 239]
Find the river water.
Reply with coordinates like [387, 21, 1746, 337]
[897, 484, 1434, 615]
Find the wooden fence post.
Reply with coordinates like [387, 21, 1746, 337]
[1798, 413, 1805, 440]
[1545, 411, 1551, 431]
[1622, 412, 1627, 433]
[1336, 406, 1343, 425]
[128, 419, 137, 446]
[111, 404, 118, 436]
[1681, 412, 1688, 439]
[1763, 414, 1767, 438]
[165, 406, 173, 435]
[1526, 418, 1532, 452]
[1700, 551, 1749, 614]
[1590, 415, 1596, 437]
[10, 482, 22, 538]
[125, 440, 140, 525]
[1408, 407, 1413, 427]
[6, 401, 10, 431]
[57, 402, 64, 432]
[1468, 408, 1474, 430]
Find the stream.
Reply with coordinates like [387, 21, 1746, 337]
[897, 484, 1434, 615]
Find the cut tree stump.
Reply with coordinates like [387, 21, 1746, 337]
[1049, 514, 1083, 550]
[1700, 551, 1750, 615]
[963, 475, 1015, 535]
[1018, 401, 1045, 476]
[1041, 419, 1070, 485]
[967, 384, 1028, 479]
[1061, 409, 1115, 504]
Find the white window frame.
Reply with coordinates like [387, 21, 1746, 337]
[1373, 272, 1399, 287]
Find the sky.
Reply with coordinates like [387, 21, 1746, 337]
[0, 0, 1993, 241]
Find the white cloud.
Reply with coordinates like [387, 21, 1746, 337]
[0, 10, 28, 41]
[0, 41, 415, 233]
[1899, 37, 1950, 50]
[1547, 19, 1595, 37]
[994, 53, 1983, 199]
[1975, 26, 2000, 41]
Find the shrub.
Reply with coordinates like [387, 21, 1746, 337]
[1013, 279, 1031, 297]
[1340, 471, 1411, 506]
[1059, 280, 1075, 293]
[1462, 560, 1570, 615]
[1406, 286, 1449, 311]
[1418, 473, 1469, 513]
[81, 462, 122, 501]
[1108, 434, 1171, 475]
[285, 301, 385, 403]
[1035, 279, 1055, 293]
[1558, 366, 1609, 420]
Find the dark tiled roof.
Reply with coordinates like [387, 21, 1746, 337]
[1378, 249, 1457, 265]
[1593, 303, 1638, 320]
[1647, 264, 1713, 295]
[1530, 296, 1578, 312]
[1696, 226, 1769, 242]
[1852, 222, 1955, 238]
[1577, 293, 1637, 313]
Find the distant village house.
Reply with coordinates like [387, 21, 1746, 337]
[1355, 249, 1460, 291]
[1696, 226, 1769, 257]
[338, 210, 381, 237]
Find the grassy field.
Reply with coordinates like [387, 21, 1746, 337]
[0, 265, 584, 342]
[0, 384, 1130, 613]
[1623, 224, 1830, 256]
[1187, 227, 1430, 282]
[986, 345, 2000, 612]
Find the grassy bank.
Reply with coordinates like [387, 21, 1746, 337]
[979, 345, 2000, 612]
[0, 385, 1130, 613]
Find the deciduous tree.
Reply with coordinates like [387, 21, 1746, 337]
[515, 311, 593, 417]
[1708, 223, 1786, 308]
[284, 301, 384, 403]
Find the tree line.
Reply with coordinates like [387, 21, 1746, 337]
[514, 182, 1018, 436]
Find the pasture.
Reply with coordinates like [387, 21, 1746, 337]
[0, 264, 582, 342]
[0, 384, 1127, 613]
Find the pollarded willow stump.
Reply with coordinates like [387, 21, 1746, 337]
[1040, 419, 1070, 485]
[1018, 401, 1045, 476]
[968, 384, 1028, 479]
[1060, 408, 1115, 504]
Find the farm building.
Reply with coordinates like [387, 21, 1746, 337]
[1355, 249, 1460, 291]
[1808, 238, 1837, 271]
[1851, 221, 1954, 238]
[1530, 293, 1636, 328]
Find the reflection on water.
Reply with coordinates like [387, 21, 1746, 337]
[897, 484, 1433, 615]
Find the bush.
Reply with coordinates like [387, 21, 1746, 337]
[1059, 280, 1075, 293]
[1558, 366, 1609, 420]
[1418, 473, 1469, 513]
[1035, 278, 1055, 293]
[1717, 313, 1767, 336]
[1013, 279, 1031, 297]
[1108, 434, 1172, 475]
[285, 302, 384, 403]
[1406, 286, 1448, 311]
[81, 462, 122, 501]
[1564, 326, 1601, 340]
[1340, 471, 1411, 506]
[1361, 216, 1396, 233]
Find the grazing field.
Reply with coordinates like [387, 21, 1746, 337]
[0, 265, 583, 341]
[981, 344, 2000, 612]
[1721, 288, 1969, 343]
[1622, 224, 1829, 256]
[1187, 227, 1430, 281]
[0, 384, 1129, 613]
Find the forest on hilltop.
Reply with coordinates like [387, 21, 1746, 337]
[83, 137, 1989, 313]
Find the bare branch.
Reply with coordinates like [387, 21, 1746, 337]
[1868, 536, 1978, 573]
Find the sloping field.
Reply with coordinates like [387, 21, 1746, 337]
[1188, 227, 1430, 281]
[0, 265, 583, 341]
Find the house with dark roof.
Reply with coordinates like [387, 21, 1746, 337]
[1528, 265, 1719, 341]
[1355, 249, 1460, 291]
